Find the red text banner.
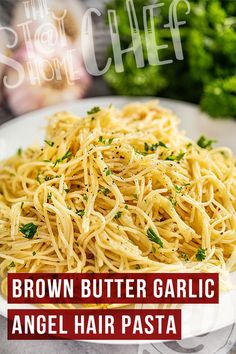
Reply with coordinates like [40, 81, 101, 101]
[8, 309, 181, 340]
[8, 273, 219, 304]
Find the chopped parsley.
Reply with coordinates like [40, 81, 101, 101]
[17, 148, 22, 156]
[169, 197, 177, 207]
[54, 149, 72, 166]
[47, 193, 52, 201]
[166, 152, 185, 162]
[32, 251, 36, 256]
[147, 227, 163, 248]
[114, 211, 122, 219]
[99, 187, 110, 196]
[8, 261, 16, 268]
[76, 210, 85, 217]
[36, 173, 41, 184]
[64, 188, 70, 193]
[20, 202, 24, 209]
[196, 248, 206, 261]
[98, 136, 106, 144]
[197, 135, 217, 150]
[135, 149, 148, 156]
[144, 141, 168, 153]
[174, 185, 183, 193]
[83, 194, 88, 201]
[98, 136, 114, 145]
[44, 140, 54, 147]
[125, 205, 129, 210]
[104, 168, 112, 176]
[19, 223, 38, 239]
[87, 106, 101, 115]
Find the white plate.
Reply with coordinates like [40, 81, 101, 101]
[0, 96, 236, 344]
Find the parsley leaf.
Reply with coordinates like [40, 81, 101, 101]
[8, 261, 16, 268]
[166, 152, 185, 162]
[174, 185, 183, 193]
[147, 227, 163, 248]
[54, 149, 72, 166]
[196, 248, 206, 261]
[144, 141, 168, 153]
[169, 197, 177, 207]
[197, 135, 217, 149]
[44, 140, 54, 147]
[83, 194, 88, 201]
[98, 136, 106, 144]
[99, 187, 110, 196]
[19, 223, 38, 239]
[87, 106, 101, 115]
[114, 211, 122, 219]
[105, 168, 112, 176]
[76, 210, 85, 217]
[17, 148, 22, 156]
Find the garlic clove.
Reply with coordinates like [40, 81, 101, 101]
[11, 0, 91, 61]
[5, 41, 91, 116]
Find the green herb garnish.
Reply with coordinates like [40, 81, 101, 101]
[44, 140, 54, 147]
[196, 248, 206, 261]
[147, 227, 163, 248]
[64, 188, 70, 193]
[197, 135, 217, 150]
[144, 141, 168, 153]
[114, 211, 122, 219]
[99, 187, 110, 196]
[8, 261, 16, 268]
[36, 173, 41, 184]
[105, 168, 112, 176]
[32, 251, 36, 256]
[166, 152, 185, 162]
[135, 149, 148, 156]
[19, 223, 38, 239]
[54, 149, 72, 166]
[17, 148, 22, 156]
[87, 106, 101, 115]
[83, 194, 88, 201]
[174, 185, 183, 193]
[98, 136, 106, 144]
[76, 210, 85, 217]
[169, 197, 177, 207]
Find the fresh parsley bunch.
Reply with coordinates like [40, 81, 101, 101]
[105, 0, 236, 118]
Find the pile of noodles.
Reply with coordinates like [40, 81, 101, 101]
[0, 101, 236, 301]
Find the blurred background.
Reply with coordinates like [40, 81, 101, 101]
[0, 0, 235, 125]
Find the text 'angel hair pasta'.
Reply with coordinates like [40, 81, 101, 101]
[0, 101, 236, 298]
